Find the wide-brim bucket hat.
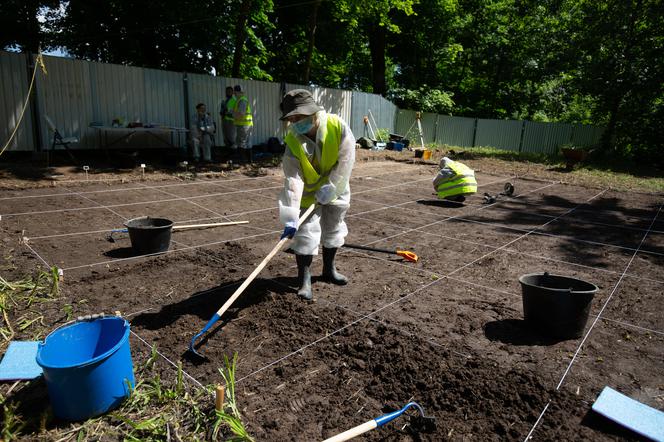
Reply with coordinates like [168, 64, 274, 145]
[280, 89, 324, 120]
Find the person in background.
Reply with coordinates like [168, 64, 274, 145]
[191, 103, 215, 163]
[232, 85, 253, 163]
[277, 89, 356, 301]
[219, 86, 236, 149]
[433, 156, 477, 202]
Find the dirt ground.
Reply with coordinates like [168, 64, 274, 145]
[1, 153, 663, 441]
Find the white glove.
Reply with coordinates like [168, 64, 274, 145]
[315, 183, 336, 205]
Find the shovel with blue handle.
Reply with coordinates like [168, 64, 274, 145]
[188, 204, 316, 357]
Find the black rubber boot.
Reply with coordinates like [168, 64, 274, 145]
[322, 247, 348, 285]
[245, 148, 253, 164]
[296, 254, 313, 300]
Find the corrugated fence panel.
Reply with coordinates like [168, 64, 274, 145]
[90, 61, 146, 126]
[187, 73, 224, 144]
[394, 109, 417, 140]
[143, 68, 185, 128]
[435, 115, 475, 147]
[350, 91, 396, 139]
[36, 54, 95, 149]
[89, 61, 155, 147]
[0, 51, 34, 151]
[210, 76, 282, 144]
[420, 112, 437, 145]
[285, 83, 352, 125]
[521, 121, 573, 154]
[475, 119, 523, 151]
[571, 124, 604, 147]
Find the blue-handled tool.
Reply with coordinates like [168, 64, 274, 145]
[188, 205, 316, 357]
[322, 401, 435, 442]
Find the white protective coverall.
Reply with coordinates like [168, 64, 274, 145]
[190, 112, 215, 161]
[278, 111, 356, 255]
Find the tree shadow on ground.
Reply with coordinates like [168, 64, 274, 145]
[448, 193, 664, 268]
[484, 319, 568, 346]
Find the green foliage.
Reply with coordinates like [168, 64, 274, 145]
[388, 86, 455, 114]
[0, 267, 60, 346]
[215, 353, 254, 441]
[2, 0, 661, 166]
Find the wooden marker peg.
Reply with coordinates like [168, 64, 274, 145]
[215, 385, 225, 412]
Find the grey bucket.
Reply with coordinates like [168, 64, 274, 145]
[519, 272, 598, 340]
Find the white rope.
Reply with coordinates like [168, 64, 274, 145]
[129, 330, 206, 390]
[349, 213, 664, 286]
[0, 163, 417, 201]
[23, 241, 52, 270]
[522, 203, 662, 440]
[57, 176, 507, 270]
[236, 188, 606, 384]
[0, 185, 284, 217]
[346, 248, 664, 337]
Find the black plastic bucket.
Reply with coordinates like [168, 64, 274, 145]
[519, 272, 598, 339]
[124, 217, 173, 254]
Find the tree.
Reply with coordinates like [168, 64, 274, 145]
[0, 0, 59, 52]
[567, 0, 664, 157]
[333, 0, 416, 94]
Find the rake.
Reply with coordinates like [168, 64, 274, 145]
[188, 204, 316, 357]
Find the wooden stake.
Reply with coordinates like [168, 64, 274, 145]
[215, 385, 225, 412]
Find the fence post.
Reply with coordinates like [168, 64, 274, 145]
[27, 51, 44, 154]
[518, 120, 526, 153]
[471, 118, 478, 147]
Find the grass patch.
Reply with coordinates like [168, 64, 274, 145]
[1, 344, 254, 441]
[0, 267, 60, 350]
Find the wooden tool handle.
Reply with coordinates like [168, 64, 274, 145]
[213, 205, 316, 318]
[172, 221, 249, 230]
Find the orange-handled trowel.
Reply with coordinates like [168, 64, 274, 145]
[342, 243, 419, 263]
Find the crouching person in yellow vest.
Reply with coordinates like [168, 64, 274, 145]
[433, 157, 477, 202]
[278, 89, 356, 301]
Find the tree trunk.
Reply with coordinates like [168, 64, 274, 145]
[368, 23, 386, 95]
[24, 0, 41, 53]
[231, 0, 253, 78]
[601, 94, 622, 150]
[303, 0, 322, 83]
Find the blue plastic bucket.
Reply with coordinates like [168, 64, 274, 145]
[36, 316, 135, 421]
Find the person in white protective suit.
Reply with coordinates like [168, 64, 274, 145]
[190, 103, 215, 162]
[278, 89, 356, 301]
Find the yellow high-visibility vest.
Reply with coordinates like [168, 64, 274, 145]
[233, 96, 253, 126]
[435, 160, 477, 199]
[284, 114, 342, 207]
[224, 96, 237, 122]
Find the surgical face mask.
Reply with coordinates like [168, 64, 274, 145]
[291, 116, 314, 135]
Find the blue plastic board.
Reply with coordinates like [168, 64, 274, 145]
[0, 341, 42, 381]
[592, 386, 664, 441]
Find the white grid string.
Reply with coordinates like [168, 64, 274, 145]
[522, 204, 662, 441]
[234, 188, 607, 384]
